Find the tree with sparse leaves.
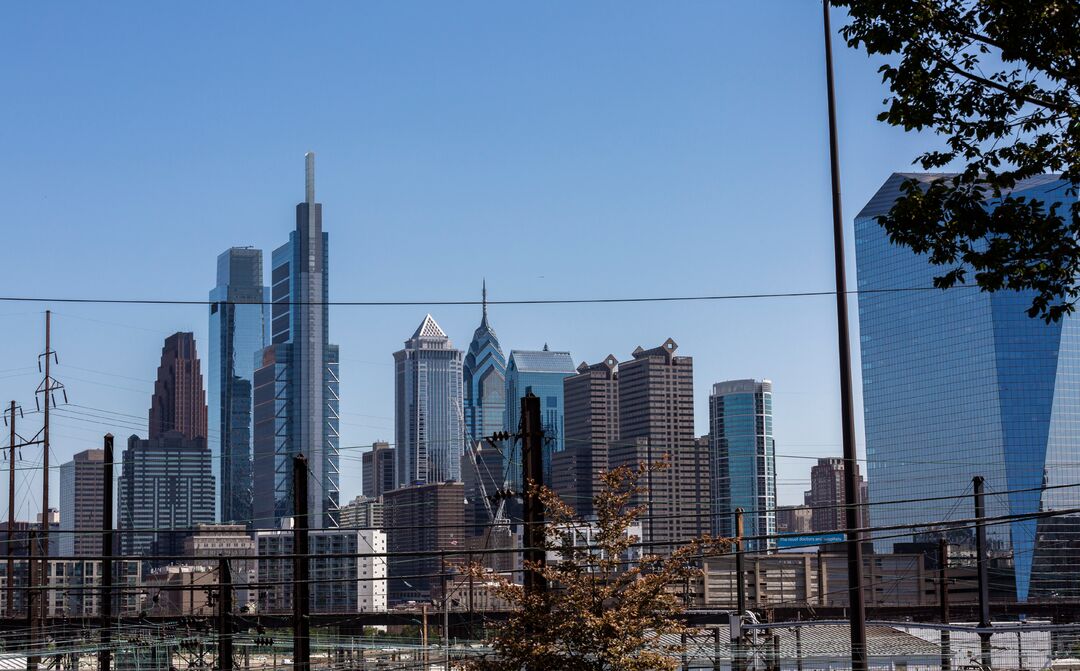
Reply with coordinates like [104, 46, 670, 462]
[466, 462, 731, 671]
[834, 0, 1078, 321]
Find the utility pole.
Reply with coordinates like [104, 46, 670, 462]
[4, 401, 19, 619]
[821, 4, 867, 670]
[100, 434, 114, 671]
[520, 393, 547, 597]
[293, 454, 310, 671]
[218, 557, 234, 671]
[732, 508, 746, 671]
[974, 476, 992, 670]
[442, 554, 451, 671]
[938, 538, 951, 671]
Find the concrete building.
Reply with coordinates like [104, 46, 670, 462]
[149, 332, 208, 441]
[118, 432, 215, 561]
[209, 246, 267, 525]
[362, 441, 395, 500]
[709, 379, 776, 550]
[555, 356, 619, 519]
[59, 448, 106, 557]
[142, 564, 219, 616]
[608, 339, 710, 551]
[0, 560, 141, 618]
[183, 524, 257, 606]
[340, 495, 384, 529]
[394, 314, 465, 487]
[256, 524, 387, 614]
[776, 505, 812, 535]
[253, 152, 341, 529]
[383, 482, 465, 602]
[804, 457, 867, 533]
[695, 552, 929, 609]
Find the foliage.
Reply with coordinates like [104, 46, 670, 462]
[466, 462, 731, 671]
[834, 0, 1079, 321]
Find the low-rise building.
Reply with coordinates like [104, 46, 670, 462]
[256, 522, 386, 614]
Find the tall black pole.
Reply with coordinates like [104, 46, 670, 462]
[974, 476, 992, 669]
[735, 508, 746, 615]
[521, 393, 546, 597]
[293, 454, 310, 671]
[6, 401, 15, 619]
[218, 557, 234, 671]
[822, 3, 867, 669]
[100, 434, 114, 671]
[938, 538, 951, 671]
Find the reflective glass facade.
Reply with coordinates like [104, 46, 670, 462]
[393, 314, 465, 487]
[209, 247, 267, 525]
[710, 379, 775, 550]
[855, 173, 1080, 601]
[505, 348, 576, 487]
[252, 154, 340, 528]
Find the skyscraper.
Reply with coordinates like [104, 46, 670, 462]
[394, 314, 465, 487]
[209, 247, 268, 525]
[709, 379, 776, 550]
[504, 346, 576, 487]
[149, 332, 207, 440]
[362, 441, 395, 499]
[608, 339, 709, 550]
[118, 432, 216, 560]
[59, 449, 105, 557]
[804, 457, 866, 533]
[855, 172, 1080, 600]
[252, 153, 341, 529]
[555, 356, 619, 518]
[461, 285, 507, 535]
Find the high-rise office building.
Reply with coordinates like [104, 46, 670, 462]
[608, 339, 709, 550]
[504, 347, 576, 487]
[149, 332, 207, 441]
[803, 457, 866, 533]
[209, 246, 268, 526]
[709, 379, 776, 550]
[462, 287, 507, 535]
[362, 441, 395, 500]
[555, 356, 619, 518]
[118, 432, 216, 560]
[59, 449, 105, 557]
[382, 482, 465, 602]
[394, 314, 465, 487]
[252, 153, 341, 529]
[776, 505, 812, 535]
[339, 495, 384, 529]
[856, 173, 1080, 601]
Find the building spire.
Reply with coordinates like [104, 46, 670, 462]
[305, 151, 315, 205]
[481, 279, 488, 326]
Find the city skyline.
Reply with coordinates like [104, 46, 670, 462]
[0, 3, 925, 516]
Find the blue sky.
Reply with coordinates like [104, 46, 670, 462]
[0, 2, 945, 517]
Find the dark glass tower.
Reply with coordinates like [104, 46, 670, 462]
[253, 153, 341, 528]
[209, 247, 268, 525]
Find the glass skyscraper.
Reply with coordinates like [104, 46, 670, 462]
[393, 314, 465, 487]
[209, 247, 267, 525]
[709, 379, 776, 550]
[463, 282, 506, 443]
[856, 173, 1080, 601]
[504, 346, 576, 487]
[253, 153, 341, 528]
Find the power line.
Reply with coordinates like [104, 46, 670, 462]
[0, 285, 976, 307]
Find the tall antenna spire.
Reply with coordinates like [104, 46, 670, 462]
[305, 151, 315, 204]
[482, 278, 488, 324]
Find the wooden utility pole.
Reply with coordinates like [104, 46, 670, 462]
[4, 401, 16, 618]
[974, 476, 992, 670]
[939, 538, 951, 671]
[520, 393, 546, 597]
[100, 434, 114, 671]
[293, 454, 310, 671]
